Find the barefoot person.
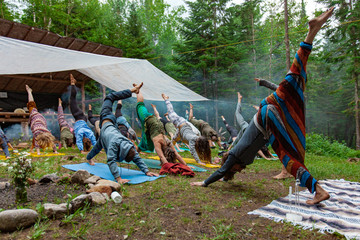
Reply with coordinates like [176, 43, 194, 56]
[26, 85, 58, 155]
[254, 78, 291, 178]
[189, 103, 222, 149]
[87, 104, 100, 139]
[150, 103, 182, 152]
[135, 89, 186, 165]
[0, 127, 13, 158]
[69, 74, 96, 154]
[115, 100, 139, 144]
[86, 83, 158, 184]
[191, 8, 334, 205]
[58, 98, 74, 149]
[162, 94, 212, 165]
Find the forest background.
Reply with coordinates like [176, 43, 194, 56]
[1, 0, 359, 148]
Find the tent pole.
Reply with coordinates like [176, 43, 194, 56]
[81, 81, 85, 113]
[102, 84, 106, 99]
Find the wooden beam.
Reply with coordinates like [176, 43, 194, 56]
[0, 118, 28, 123]
[1, 75, 83, 84]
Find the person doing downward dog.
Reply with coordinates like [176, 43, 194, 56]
[162, 94, 211, 165]
[188, 103, 222, 149]
[26, 85, 58, 155]
[87, 104, 101, 139]
[135, 88, 186, 166]
[115, 100, 139, 144]
[69, 74, 96, 154]
[0, 127, 13, 158]
[58, 98, 74, 149]
[191, 7, 335, 205]
[87, 83, 158, 184]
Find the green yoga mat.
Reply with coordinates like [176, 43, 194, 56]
[130, 159, 207, 172]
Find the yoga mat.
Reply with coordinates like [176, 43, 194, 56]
[130, 158, 207, 172]
[62, 162, 165, 184]
[0, 152, 65, 159]
[248, 179, 360, 240]
[143, 147, 189, 153]
[148, 156, 220, 168]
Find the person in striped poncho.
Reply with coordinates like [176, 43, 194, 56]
[191, 7, 334, 205]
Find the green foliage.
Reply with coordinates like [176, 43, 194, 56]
[306, 133, 360, 158]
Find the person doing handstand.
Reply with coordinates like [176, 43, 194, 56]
[58, 98, 74, 149]
[188, 103, 222, 149]
[191, 7, 334, 205]
[162, 94, 211, 165]
[87, 83, 158, 184]
[135, 88, 186, 165]
[69, 74, 96, 154]
[26, 85, 58, 155]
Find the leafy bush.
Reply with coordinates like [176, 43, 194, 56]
[306, 133, 360, 158]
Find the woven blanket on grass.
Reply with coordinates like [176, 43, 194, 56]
[130, 158, 207, 172]
[248, 179, 360, 240]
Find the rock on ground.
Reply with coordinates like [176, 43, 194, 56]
[84, 175, 101, 185]
[89, 192, 107, 205]
[71, 170, 91, 185]
[95, 179, 121, 192]
[39, 173, 59, 184]
[0, 209, 38, 232]
[86, 185, 112, 197]
[0, 182, 10, 190]
[43, 203, 71, 219]
[70, 194, 92, 213]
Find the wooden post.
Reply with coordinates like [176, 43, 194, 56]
[102, 84, 106, 99]
[81, 82, 85, 113]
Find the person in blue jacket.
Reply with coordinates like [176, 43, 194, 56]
[86, 82, 158, 184]
[69, 74, 96, 154]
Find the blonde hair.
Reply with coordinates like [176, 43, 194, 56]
[35, 132, 55, 149]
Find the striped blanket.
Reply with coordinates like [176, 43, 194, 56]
[248, 179, 360, 239]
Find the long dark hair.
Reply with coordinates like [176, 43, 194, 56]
[163, 144, 176, 163]
[195, 136, 211, 164]
[83, 137, 92, 152]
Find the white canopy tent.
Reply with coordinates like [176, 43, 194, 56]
[0, 36, 207, 101]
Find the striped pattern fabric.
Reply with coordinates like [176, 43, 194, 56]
[256, 42, 316, 193]
[248, 179, 360, 240]
[58, 105, 70, 129]
[29, 108, 51, 148]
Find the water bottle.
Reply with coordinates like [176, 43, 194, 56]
[111, 191, 122, 204]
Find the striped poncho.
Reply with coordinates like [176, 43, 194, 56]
[255, 42, 317, 193]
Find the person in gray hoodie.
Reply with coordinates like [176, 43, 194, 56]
[86, 83, 158, 184]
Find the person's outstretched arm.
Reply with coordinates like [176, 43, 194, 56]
[254, 78, 278, 91]
[86, 140, 102, 164]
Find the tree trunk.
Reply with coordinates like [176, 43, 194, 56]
[1, 0, 4, 19]
[284, 0, 291, 71]
[354, 58, 360, 149]
[251, 12, 256, 77]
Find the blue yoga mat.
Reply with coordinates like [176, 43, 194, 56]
[130, 159, 207, 172]
[62, 162, 165, 185]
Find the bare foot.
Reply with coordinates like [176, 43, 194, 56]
[151, 104, 156, 109]
[306, 183, 330, 205]
[88, 159, 95, 166]
[58, 98, 62, 106]
[118, 100, 122, 105]
[25, 85, 32, 92]
[190, 181, 205, 187]
[161, 93, 169, 100]
[88, 104, 92, 110]
[237, 92, 242, 102]
[189, 103, 193, 109]
[70, 74, 76, 85]
[131, 82, 143, 94]
[308, 7, 335, 30]
[252, 105, 259, 111]
[254, 78, 260, 82]
[221, 115, 225, 120]
[272, 171, 293, 179]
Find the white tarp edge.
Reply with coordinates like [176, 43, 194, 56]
[0, 36, 207, 101]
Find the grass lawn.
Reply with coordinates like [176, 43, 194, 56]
[0, 146, 359, 239]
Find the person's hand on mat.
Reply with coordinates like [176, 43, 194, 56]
[131, 82, 143, 94]
[54, 151, 59, 154]
[116, 177, 130, 184]
[161, 93, 169, 100]
[190, 181, 205, 187]
[146, 171, 159, 177]
[36, 148, 41, 155]
[80, 150, 87, 154]
[198, 161, 206, 166]
[189, 166, 195, 170]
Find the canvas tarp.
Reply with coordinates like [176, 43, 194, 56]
[0, 36, 207, 101]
